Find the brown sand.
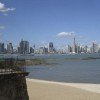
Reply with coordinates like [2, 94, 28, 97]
[26, 79, 100, 100]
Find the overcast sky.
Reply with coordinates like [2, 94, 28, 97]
[0, 0, 100, 47]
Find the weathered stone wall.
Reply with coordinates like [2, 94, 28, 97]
[0, 74, 29, 100]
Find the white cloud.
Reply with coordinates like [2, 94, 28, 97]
[0, 2, 15, 14]
[57, 32, 75, 38]
[0, 2, 4, 9]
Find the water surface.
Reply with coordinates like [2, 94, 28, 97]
[26, 55, 100, 84]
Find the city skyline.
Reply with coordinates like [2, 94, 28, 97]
[0, 0, 100, 46]
[0, 39, 100, 54]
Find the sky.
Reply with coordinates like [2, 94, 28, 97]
[0, 0, 100, 48]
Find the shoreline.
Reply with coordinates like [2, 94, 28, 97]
[26, 78, 100, 93]
[26, 78, 100, 100]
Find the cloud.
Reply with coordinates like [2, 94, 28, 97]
[57, 32, 75, 38]
[0, 2, 15, 15]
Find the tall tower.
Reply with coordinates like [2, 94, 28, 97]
[73, 37, 76, 53]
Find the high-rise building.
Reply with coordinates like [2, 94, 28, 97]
[48, 42, 54, 53]
[17, 47, 21, 54]
[84, 45, 88, 53]
[44, 47, 48, 54]
[0, 43, 4, 54]
[68, 45, 72, 53]
[19, 39, 29, 54]
[39, 47, 45, 54]
[30, 47, 34, 54]
[7, 43, 13, 54]
[72, 37, 79, 53]
[92, 42, 99, 53]
[39, 47, 48, 54]
[73, 37, 76, 53]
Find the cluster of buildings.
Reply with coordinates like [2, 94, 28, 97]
[0, 39, 100, 54]
[0, 40, 56, 54]
[67, 38, 100, 54]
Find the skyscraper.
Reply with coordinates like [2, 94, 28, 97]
[39, 47, 48, 54]
[68, 45, 72, 53]
[19, 39, 29, 54]
[73, 37, 76, 53]
[30, 47, 34, 54]
[7, 43, 13, 54]
[48, 42, 54, 53]
[72, 37, 79, 53]
[0, 43, 4, 54]
[92, 42, 99, 53]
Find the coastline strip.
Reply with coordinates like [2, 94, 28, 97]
[26, 78, 100, 93]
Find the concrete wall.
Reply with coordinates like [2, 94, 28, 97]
[0, 74, 29, 100]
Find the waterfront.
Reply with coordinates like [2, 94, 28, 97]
[26, 56, 100, 100]
[26, 54, 100, 84]
[26, 78, 100, 100]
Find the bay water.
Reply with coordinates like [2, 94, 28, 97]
[26, 54, 100, 84]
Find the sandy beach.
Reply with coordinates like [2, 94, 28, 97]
[26, 78, 100, 100]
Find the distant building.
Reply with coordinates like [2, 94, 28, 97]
[13, 49, 17, 54]
[98, 45, 100, 53]
[72, 37, 76, 53]
[39, 47, 48, 54]
[17, 47, 21, 54]
[7, 43, 13, 54]
[30, 47, 34, 54]
[68, 45, 72, 53]
[19, 39, 29, 54]
[48, 42, 54, 53]
[92, 42, 99, 53]
[44, 47, 48, 54]
[39, 47, 44, 54]
[0, 43, 5, 54]
[93, 43, 99, 53]
[83, 46, 88, 53]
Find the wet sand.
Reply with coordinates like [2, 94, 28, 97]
[26, 78, 100, 100]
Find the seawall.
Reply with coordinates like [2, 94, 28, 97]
[0, 73, 29, 100]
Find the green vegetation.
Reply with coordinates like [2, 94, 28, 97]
[26, 58, 48, 66]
